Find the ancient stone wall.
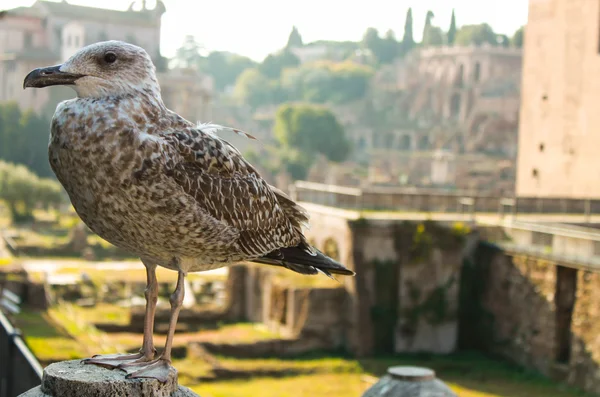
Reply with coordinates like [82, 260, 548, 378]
[395, 245, 463, 354]
[468, 242, 600, 395]
[239, 264, 350, 350]
[480, 252, 557, 373]
[340, 219, 468, 356]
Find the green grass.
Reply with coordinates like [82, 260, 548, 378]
[13, 309, 87, 363]
[216, 355, 360, 374]
[14, 305, 130, 363]
[357, 353, 590, 397]
[191, 353, 590, 397]
[14, 307, 282, 363]
[59, 303, 131, 326]
[194, 373, 369, 397]
[12, 304, 591, 397]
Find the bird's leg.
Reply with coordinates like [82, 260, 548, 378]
[82, 262, 158, 369]
[122, 269, 185, 383]
[139, 263, 159, 358]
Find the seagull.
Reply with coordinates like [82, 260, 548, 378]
[23, 40, 354, 382]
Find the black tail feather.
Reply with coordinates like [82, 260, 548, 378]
[251, 244, 355, 277]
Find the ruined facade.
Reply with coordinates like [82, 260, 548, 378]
[342, 44, 522, 194]
[516, 0, 600, 198]
[0, 0, 212, 121]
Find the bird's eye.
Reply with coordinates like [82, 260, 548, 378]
[104, 52, 117, 64]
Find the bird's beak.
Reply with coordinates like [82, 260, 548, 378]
[23, 65, 85, 89]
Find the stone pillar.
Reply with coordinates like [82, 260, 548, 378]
[361, 366, 456, 397]
[18, 360, 200, 397]
[224, 264, 247, 321]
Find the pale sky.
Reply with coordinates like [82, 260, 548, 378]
[3, 0, 529, 61]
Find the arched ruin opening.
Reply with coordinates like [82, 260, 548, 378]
[384, 133, 394, 148]
[398, 135, 411, 150]
[450, 93, 462, 117]
[357, 137, 367, 151]
[455, 64, 464, 87]
[474, 62, 481, 82]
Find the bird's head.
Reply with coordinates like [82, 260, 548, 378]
[23, 40, 160, 98]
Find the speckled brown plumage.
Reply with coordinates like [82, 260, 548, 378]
[41, 41, 353, 277]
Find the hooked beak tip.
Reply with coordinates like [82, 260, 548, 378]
[23, 65, 84, 89]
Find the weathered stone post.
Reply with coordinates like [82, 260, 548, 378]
[361, 366, 457, 397]
[18, 360, 200, 397]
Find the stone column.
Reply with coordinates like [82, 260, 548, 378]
[18, 360, 200, 397]
[224, 264, 247, 321]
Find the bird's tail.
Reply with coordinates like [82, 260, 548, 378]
[251, 242, 355, 278]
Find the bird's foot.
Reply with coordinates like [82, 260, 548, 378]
[82, 350, 155, 369]
[121, 357, 174, 383]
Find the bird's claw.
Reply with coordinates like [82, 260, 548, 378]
[123, 357, 174, 383]
[82, 351, 154, 369]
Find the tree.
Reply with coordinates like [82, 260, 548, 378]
[0, 161, 64, 222]
[286, 26, 304, 49]
[0, 102, 55, 178]
[281, 61, 374, 104]
[498, 34, 510, 48]
[455, 24, 498, 46]
[401, 8, 415, 54]
[447, 9, 457, 45]
[172, 35, 204, 69]
[363, 28, 380, 51]
[362, 27, 399, 64]
[380, 30, 400, 63]
[274, 103, 350, 177]
[202, 52, 256, 91]
[259, 50, 300, 79]
[233, 68, 274, 108]
[422, 10, 435, 43]
[19, 109, 54, 178]
[512, 26, 524, 48]
[422, 26, 445, 47]
[172, 36, 257, 91]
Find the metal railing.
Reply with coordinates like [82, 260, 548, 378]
[0, 293, 42, 397]
[290, 181, 600, 218]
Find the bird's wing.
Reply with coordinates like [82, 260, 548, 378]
[161, 124, 304, 258]
[196, 122, 258, 141]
